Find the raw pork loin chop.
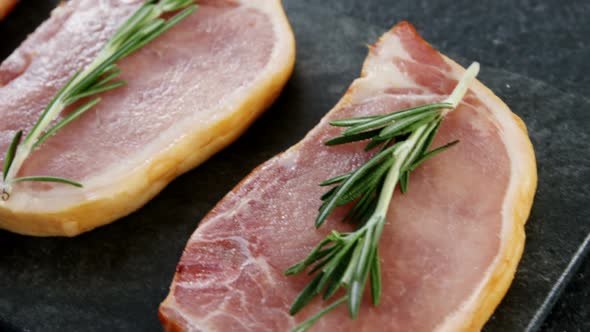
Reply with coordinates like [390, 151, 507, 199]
[159, 22, 536, 331]
[0, 0, 295, 236]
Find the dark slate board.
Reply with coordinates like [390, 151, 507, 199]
[1, 0, 589, 331]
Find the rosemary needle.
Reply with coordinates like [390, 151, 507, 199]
[0, 0, 198, 201]
[285, 62, 480, 331]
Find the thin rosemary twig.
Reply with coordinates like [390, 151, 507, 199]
[0, 0, 198, 200]
[285, 63, 480, 331]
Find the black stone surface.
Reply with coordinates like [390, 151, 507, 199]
[0, 0, 589, 331]
[542, 244, 590, 332]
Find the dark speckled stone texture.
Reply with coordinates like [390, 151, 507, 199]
[0, 0, 589, 331]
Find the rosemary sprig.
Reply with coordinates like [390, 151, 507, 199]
[285, 62, 480, 331]
[0, 0, 198, 201]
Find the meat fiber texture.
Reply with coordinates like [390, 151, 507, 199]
[0, 0, 295, 236]
[159, 22, 536, 331]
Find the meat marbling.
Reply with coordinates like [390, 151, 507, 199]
[159, 22, 536, 331]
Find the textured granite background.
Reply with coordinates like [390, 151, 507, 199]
[0, 0, 589, 331]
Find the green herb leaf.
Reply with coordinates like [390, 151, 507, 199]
[2, 130, 22, 180]
[377, 111, 438, 139]
[370, 249, 382, 305]
[289, 274, 323, 315]
[292, 297, 347, 332]
[399, 171, 409, 193]
[33, 98, 102, 149]
[325, 128, 381, 146]
[12, 176, 83, 188]
[408, 140, 460, 172]
[330, 115, 377, 127]
[342, 103, 451, 136]
[320, 173, 352, 186]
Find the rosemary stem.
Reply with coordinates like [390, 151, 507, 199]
[382, 134, 419, 212]
[443, 62, 480, 112]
